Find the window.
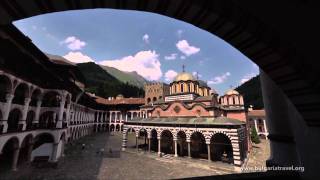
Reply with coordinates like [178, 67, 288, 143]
[180, 83, 184, 92]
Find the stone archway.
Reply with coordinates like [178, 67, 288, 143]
[18, 134, 33, 165]
[150, 129, 158, 152]
[39, 111, 56, 129]
[0, 137, 19, 171]
[12, 82, 29, 105]
[110, 124, 115, 132]
[190, 131, 207, 159]
[26, 111, 35, 130]
[138, 128, 148, 151]
[7, 109, 22, 132]
[161, 130, 174, 154]
[116, 124, 120, 131]
[176, 131, 187, 157]
[210, 133, 233, 164]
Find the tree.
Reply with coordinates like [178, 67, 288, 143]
[251, 127, 261, 144]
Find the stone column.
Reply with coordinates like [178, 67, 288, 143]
[11, 148, 20, 171]
[148, 137, 151, 152]
[158, 137, 161, 156]
[187, 140, 191, 158]
[207, 143, 211, 161]
[21, 97, 31, 131]
[27, 143, 34, 162]
[34, 99, 42, 128]
[174, 138, 178, 157]
[130, 112, 133, 120]
[125, 114, 128, 122]
[254, 119, 258, 134]
[2, 93, 14, 133]
[260, 70, 299, 167]
[57, 97, 66, 128]
[109, 111, 112, 123]
[66, 103, 71, 126]
[263, 119, 268, 139]
[51, 143, 59, 162]
[136, 135, 139, 150]
[115, 112, 118, 122]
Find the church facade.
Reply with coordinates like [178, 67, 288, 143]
[122, 70, 249, 167]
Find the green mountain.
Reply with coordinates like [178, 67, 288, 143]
[77, 62, 144, 98]
[100, 65, 147, 88]
[235, 75, 264, 109]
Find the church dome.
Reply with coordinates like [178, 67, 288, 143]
[174, 72, 196, 82]
[225, 89, 239, 95]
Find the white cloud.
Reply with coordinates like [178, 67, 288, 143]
[192, 72, 202, 78]
[164, 53, 177, 60]
[208, 72, 231, 85]
[165, 70, 178, 82]
[177, 29, 183, 38]
[240, 73, 257, 84]
[61, 36, 86, 50]
[176, 40, 200, 56]
[142, 34, 150, 44]
[180, 55, 186, 60]
[99, 50, 162, 81]
[63, 52, 94, 63]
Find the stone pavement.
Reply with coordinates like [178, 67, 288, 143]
[0, 132, 242, 180]
[244, 139, 270, 172]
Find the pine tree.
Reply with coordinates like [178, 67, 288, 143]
[251, 127, 261, 144]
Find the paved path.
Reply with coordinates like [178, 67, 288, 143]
[0, 132, 239, 180]
[244, 139, 270, 172]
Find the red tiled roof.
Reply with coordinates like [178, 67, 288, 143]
[247, 109, 265, 117]
[95, 96, 145, 105]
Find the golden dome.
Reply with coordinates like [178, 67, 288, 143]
[174, 72, 196, 82]
[225, 89, 239, 95]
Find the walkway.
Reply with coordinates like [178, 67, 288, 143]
[0, 132, 239, 180]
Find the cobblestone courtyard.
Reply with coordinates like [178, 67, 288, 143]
[0, 132, 269, 180]
[244, 139, 270, 172]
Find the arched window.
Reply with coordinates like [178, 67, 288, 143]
[188, 84, 191, 92]
[180, 83, 184, 92]
[153, 97, 157, 102]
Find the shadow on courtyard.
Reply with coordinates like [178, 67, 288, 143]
[0, 132, 114, 180]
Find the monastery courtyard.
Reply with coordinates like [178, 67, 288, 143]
[1, 132, 269, 180]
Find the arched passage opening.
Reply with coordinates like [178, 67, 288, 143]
[39, 111, 57, 129]
[0, 74, 12, 102]
[33, 133, 54, 150]
[41, 91, 60, 107]
[110, 124, 115, 132]
[210, 133, 233, 164]
[106, 124, 109, 132]
[150, 129, 158, 152]
[138, 129, 148, 151]
[7, 108, 22, 132]
[161, 130, 173, 154]
[177, 131, 187, 157]
[0, 137, 19, 171]
[32, 133, 55, 162]
[116, 124, 120, 131]
[190, 132, 207, 160]
[26, 111, 35, 130]
[18, 134, 33, 165]
[12, 82, 29, 105]
[29, 88, 42, 107]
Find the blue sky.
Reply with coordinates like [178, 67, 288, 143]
[13, 9, 259, 94]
